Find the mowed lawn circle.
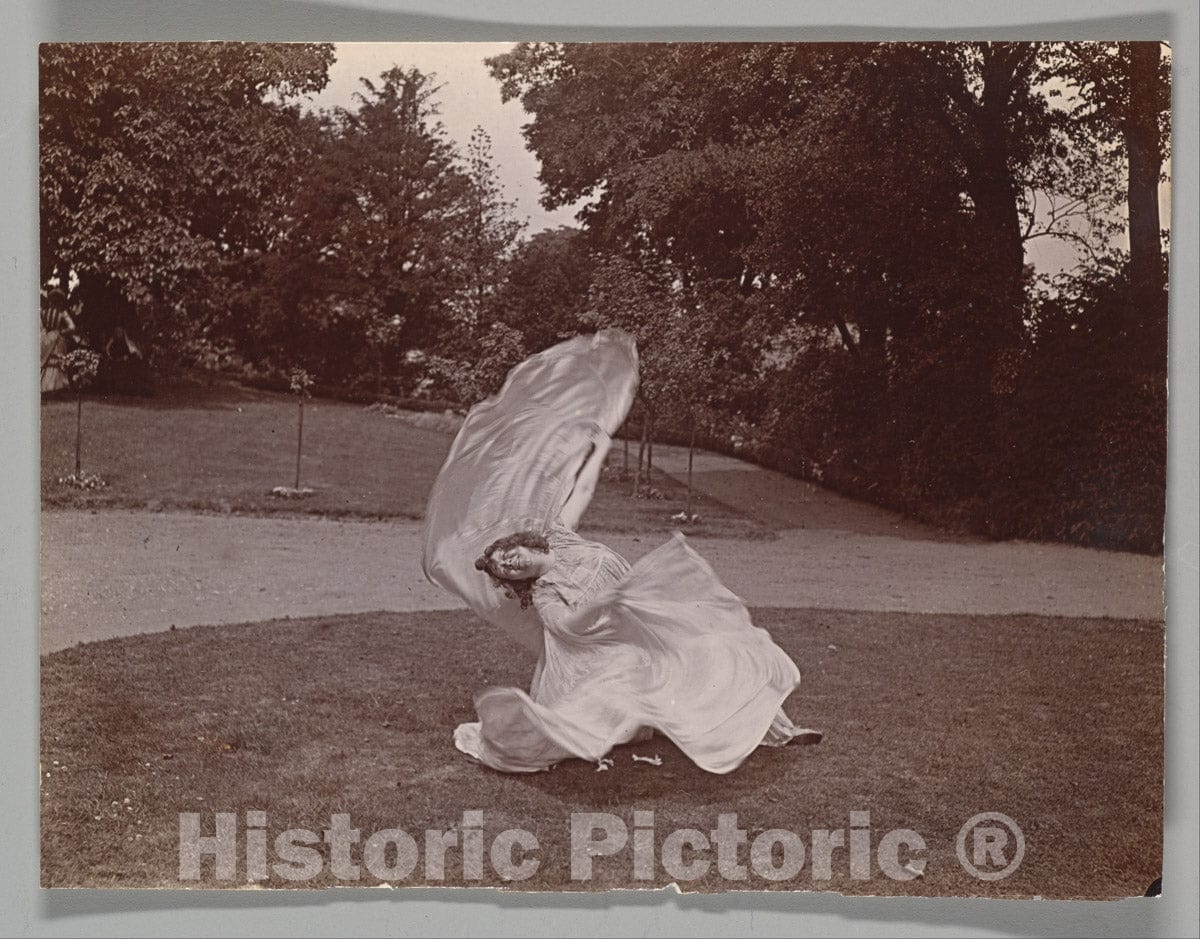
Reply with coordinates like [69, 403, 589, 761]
[41, 608, 1163, 897]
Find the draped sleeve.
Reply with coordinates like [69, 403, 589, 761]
[420, 330, 639, 655]
[532, 524, 633, 639]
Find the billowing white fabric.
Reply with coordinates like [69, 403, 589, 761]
[422, 331, 808, 773]
[421, 329, 639, 654]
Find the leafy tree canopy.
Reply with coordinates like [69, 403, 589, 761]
[40, 42, 335, 334]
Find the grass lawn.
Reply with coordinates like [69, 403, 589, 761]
[41, 377, 768, 538]
[40, 608, 1163, 897]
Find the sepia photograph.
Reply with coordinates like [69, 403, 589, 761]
[36, 38, 1171, 900]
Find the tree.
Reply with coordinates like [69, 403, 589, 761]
[450, 127, 526, 328]
[487, 42, 793, 491]
[493, 227, 596, 353]
[487, 43, 779, 285]
[237, 67, 474, 383]
[59, 347, 102, 485]
[880, 43, 1057, 400]
[490, 42, 1065, 378]
[652, 286, 745, 516]
[289, 367, 314, 491]
[1047, 41, 1171, 371]
[422, 321, 527, 404]
[584, 256, 736, 503]
[487, 41, 1168, 549]
[1121, 42, 1170, 333]
[39, 43, 335, 362]
[420, 126, 529, 400]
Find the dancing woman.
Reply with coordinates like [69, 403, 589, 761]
[421, 330, 821, 774]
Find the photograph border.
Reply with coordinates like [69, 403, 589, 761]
[4, 1, 1197, 936]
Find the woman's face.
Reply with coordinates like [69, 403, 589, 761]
[491, 545, 548, 581]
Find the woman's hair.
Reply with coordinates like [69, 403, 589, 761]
[474, 530, 551, 610]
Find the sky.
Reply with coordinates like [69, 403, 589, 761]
[306, 42, 583, 235]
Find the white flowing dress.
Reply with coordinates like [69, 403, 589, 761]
[421, 330, 810, 774]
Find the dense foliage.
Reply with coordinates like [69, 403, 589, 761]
[39, 42, 1169, 551]
[485, 41, 1168, 552]
[40, 42, 337, 385]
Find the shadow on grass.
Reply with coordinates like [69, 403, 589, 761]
[45, 374, 281, 411]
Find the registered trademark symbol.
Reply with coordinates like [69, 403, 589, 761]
[956, 812, 1025, 881]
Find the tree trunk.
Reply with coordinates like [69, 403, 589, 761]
[965, 44, 1034, 394]
[1123, 41, 1167, 368]
[969, 146, 1027, 359]
[75, 391, 83, 477]
[74, 270, 133, 366]
[858, 318, 889, 409]
[294, 399, 305, 489]
[686, 415, 696, 517]
[834, 317, 859, 355]
[646, 415, 654, 484]
[633, 419, 648, 497]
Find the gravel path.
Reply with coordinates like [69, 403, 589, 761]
[40, 434, 1164, 653]
[41, 505, 1163, 654]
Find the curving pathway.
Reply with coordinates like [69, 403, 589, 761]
[40, 443, 1164, 654]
